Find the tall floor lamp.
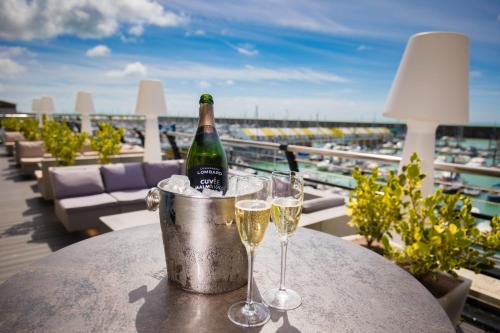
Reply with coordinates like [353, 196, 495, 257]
[135, 80, 167, 162]
[75, 91, 95, 134]
[383, 32, 469, 196]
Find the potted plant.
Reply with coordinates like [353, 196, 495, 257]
[19, 117, 41, 141]
[42, 119, 87, 166]
[348, 154, 500, 326]
[347, 167, 403, 253]
[90, 123, 124, 164]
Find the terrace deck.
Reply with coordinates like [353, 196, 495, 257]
[0, 145, 493, 332]
[0, 147, 84, 283]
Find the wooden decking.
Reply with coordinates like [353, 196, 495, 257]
[0, 147, 84, 283]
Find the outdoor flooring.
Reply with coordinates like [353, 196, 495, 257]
[0, 147, 84, 283]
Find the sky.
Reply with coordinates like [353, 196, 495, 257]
[0, 0, 499, 124]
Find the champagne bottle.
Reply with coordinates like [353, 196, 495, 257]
[186, 94, 228, 193]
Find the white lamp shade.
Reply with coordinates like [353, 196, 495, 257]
[74, 91, 95, 114]
[39, 96, 55, 114]
[31, 98, 41, 113]
[134, 80, 167, 116]
[384, 32, 469, 124]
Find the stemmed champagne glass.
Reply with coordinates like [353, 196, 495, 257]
[262, 171, 304, 310]
[227, 176, 272, 327]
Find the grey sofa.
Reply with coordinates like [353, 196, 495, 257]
[50, 160, 183, 232]
[2, 131, 25, 156]
[38, 153, 144, 200]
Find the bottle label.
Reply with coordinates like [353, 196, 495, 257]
[188, 166, 227, 192]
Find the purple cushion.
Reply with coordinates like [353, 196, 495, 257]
[143, 160, 183, 187]
[101, 163, 147, 192]
[58, 193, 117, 212]
[109, 189, 149, 204]
[50, 166, 105, 199]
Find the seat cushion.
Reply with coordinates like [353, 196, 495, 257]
[109, 189, 149, 204]
[18, 141, 44, 158]
[302, 195, 345, 214]
[58, 193, 117, 212]
[143, 160, 183, 187]
[3, 131, 25, 142]
[101, 162, 147, 192]
[50, 166, 105, 199]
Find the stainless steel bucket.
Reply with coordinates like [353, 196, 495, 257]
[146, 179, 248, 294]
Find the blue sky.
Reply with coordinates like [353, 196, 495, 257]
[0, 0, 499, 124]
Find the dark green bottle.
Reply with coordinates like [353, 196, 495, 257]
[186, 94, 228, 193]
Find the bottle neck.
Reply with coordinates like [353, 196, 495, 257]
[198, 103, 215, 127]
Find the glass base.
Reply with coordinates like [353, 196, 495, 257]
[262, 288, 302, 311]
[227, 301, 270, 327]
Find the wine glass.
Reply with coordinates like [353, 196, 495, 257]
[227, 176, 272, 327]
[262, 171, 304, 310]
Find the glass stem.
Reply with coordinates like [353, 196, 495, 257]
[279, 237, 288, 291]
[245, 247, 255, 306]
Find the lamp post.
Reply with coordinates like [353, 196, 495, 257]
[74, 91, 95, 134]
[39, 96, 55, 120]
[383, 32, 469, 196]
[134, 80, 167, 162]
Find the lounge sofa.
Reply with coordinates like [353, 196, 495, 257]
[37, 152, 144, 200]
[50, 160, 183, 232]
[2, 131, 25, 156]
[14, 141, 45, 175]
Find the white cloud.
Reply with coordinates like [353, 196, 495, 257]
[0, 46, 29, 58]
[129, 24, 144, 36]
[199, 80, 211, 88]
[0, 0, 186, 40]
[155, 62, 348, 83]
[106, 62, 147, 77]
[0, 58, 26, 77]
[86, 45, 111, 57]
[186, 29, 206, 37]
[357, 45, 369, 51]
[225, 79, 235, 85]
[233, 44, 259, 56]
[470, 70, 482, 78]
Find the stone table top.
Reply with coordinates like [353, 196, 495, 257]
[0, 223, 454, 333]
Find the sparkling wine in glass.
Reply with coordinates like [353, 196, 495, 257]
[262, 171, 304, 311]
[227, 176, 271, 327]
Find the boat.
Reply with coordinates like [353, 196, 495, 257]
[466, 157, 486, 167]
[317, 160, 331, 171]
[462, 187, 481, 197]
[440, 182, 463, 194]
[453, 155, 470, 164]
[487, 192, 500, 203]
[486, 184, 500, 203]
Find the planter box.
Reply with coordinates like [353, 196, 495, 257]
[419, 272, 472, 327]
[345, 235, 472, 327]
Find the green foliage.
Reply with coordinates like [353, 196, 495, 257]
[41, 119, 87, 166]
[90, 123, 124, 164]
[1, 117, 41, 140]
[349, 153, 500, 278]
[20, 117, 41, 140]
[1, 117, 24, 131]
[347, 167, 403, 248]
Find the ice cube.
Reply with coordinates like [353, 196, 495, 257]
[202, 188, 223, 198]
[165, 175, 190, 194]
[184, 186, 204, 197]
[225, 176, 238, 197]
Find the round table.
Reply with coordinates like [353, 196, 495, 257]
[0, 223, 454, 333]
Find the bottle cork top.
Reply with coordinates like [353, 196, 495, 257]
[199, 93, 214, 105]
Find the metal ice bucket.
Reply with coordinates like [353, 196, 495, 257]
[146, 179, 248, 294]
